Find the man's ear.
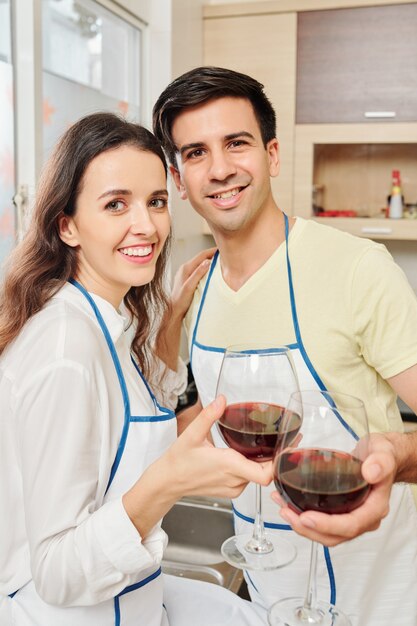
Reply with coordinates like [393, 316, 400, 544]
[58, 214, 80, 247]
[169, 165, 188, 200]
[267, 138, 280, 178]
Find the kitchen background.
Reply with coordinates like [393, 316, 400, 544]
[1, 0, 417, 414]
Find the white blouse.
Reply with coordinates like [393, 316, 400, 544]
[0, 282, 186, 605]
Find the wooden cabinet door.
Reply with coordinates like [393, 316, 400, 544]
[204, 12, 297, 214]
[297, 3, 417, 123]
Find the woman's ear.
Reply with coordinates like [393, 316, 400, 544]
[58, 214, 79, 247]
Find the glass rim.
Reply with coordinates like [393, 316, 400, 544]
[288, 389, 365, 409]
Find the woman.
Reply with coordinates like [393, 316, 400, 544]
[0, 113, 270, 626]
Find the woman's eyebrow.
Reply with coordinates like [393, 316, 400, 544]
[97, 189, 132, 200]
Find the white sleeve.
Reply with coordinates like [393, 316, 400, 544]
[150, 355, 188, 411]
[13, 359, 167, 607]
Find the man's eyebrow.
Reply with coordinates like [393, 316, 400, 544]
[177, 131, 256, 156]
[97, 189, 132, 200]
[178, 142, 205, 157]
[224, 131, 256, 142]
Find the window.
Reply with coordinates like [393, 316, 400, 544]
[42, 0, 141, 159]
[0, 0, 16, 260]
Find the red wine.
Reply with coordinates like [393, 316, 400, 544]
[274, 448, 370, 514]
[218, 402, 301, 462]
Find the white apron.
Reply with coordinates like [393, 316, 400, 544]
[7, 280, 176, 626]
[189, 214, 417, 626]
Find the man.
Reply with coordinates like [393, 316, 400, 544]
[153, 66, 417, 625]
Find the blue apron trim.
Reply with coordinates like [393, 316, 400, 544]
[194, 339, 299, 354]
[244, 571, 259, 593]
[114, 597, 121, 626]
[69, 279, 131, 493]
[113, 568, 162, 626]
[283, 217, 358, 442]
[130, 413, 175, 422]
[324, 546, 336, 605]
[130, 356, 175, 421]
[230, 347, 292, 355]
[8, 590, 18, 598]
[194, 340, 225, 354]
[232, 503, 292, 531]
[119, 567, 162, 597]
[190, 250, 219, 367]
[130, 355, 158, 403]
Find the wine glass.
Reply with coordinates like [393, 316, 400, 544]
[269, 389, 371, 626]
[215, 344, 300, 571]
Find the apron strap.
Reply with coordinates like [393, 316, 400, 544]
[68, 279, 132, 492]
[190, 250, 219, 367]
[130, 356, 175, 420]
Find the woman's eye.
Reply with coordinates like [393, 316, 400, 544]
[149, 198, 168, 210]
[105, 200, 125, 212]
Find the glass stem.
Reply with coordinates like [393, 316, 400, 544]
[252, 483, 266, 545]
[245, 484, 273, 554]
[303, 541, 318, 612]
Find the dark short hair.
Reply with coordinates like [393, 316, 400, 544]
[153, 66, 277, 168]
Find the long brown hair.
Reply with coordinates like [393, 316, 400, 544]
[0, 112, 171, 378]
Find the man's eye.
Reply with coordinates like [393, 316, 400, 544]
[105, 200, 124, 212]
[149, 198, 167, 209]
[187, 149, 205, 159]
[230, 140, 247, 148]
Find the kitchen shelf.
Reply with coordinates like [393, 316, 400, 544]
[312, 217, 417, 241]
[294, 123, 417, 239]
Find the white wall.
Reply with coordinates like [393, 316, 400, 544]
[169, 0, 214, 277]
[383, 241, 417, 293]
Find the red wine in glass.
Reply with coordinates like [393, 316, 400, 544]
[218, 402, 301, 462]
[274, 448, 370, 514]
[269, 389, 371, 626]
[215, 344, 300, 571]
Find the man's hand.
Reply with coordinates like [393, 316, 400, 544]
[170, 247, 216, 319]
[155, 247, 216, 371]
[271, 433, 398, 546]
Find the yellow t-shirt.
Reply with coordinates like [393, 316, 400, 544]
[185, 217, 417, 436]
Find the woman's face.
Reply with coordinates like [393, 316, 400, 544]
[59, 145, 170, 307]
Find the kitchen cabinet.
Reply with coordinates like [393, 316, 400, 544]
[293, 123, 417, 239]
[204, 10, 297, 218]
[203, 0, 417, 240]
[297, 3, 417, 124]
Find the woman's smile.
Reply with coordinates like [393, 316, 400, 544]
[59, 145, 171, 307]
[118, 243, 156, 263]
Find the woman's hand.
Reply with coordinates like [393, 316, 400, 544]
[176, 397, 203, 435]
[123, 396, 272, 538]
[168, 395, 273, 499]
[271, 433, 397, 547]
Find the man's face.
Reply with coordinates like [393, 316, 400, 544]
[170, 96, 279, 235]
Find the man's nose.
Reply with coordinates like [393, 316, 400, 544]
[207, 149, 237, 181]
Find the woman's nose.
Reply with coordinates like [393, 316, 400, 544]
[129, 206, 157, 236]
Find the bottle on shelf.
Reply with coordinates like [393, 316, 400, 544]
[388, 169, 403, 219]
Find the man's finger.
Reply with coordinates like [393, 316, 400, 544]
[183, 258, 211, 291]
[183, 247, 216, 276]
